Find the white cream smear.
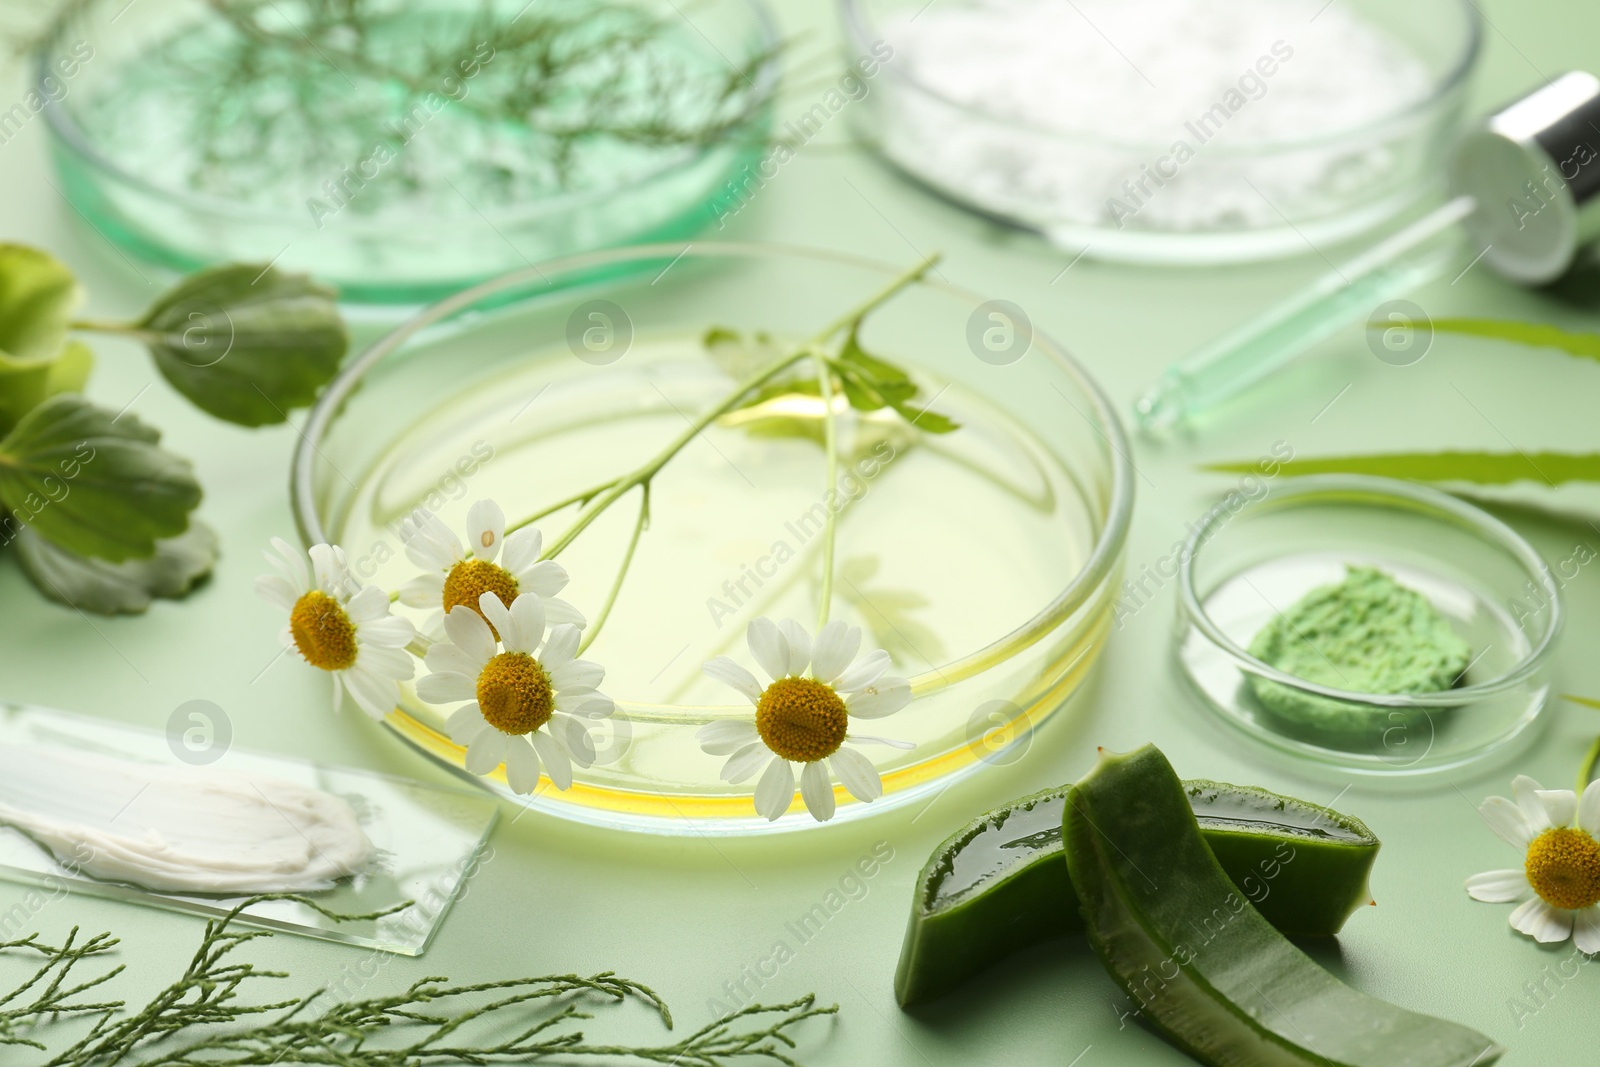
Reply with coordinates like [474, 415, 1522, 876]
[0, 745, 373, 894]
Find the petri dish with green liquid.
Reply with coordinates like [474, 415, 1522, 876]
[36, 0, 777, 306]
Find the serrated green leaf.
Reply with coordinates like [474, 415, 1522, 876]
[13, 520, 218, 614]
[0, 243, 81, 362]
[0, 394, 201, 561]
[135, 264, 347, 426]
[892, 401, 960, 434]
[1430, 319, 1600, 363]
[0, 341, 92, 438]
[1201, 451, 1600, 486]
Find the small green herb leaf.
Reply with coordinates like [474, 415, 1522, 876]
[135, 264, 347, 426]
[0, 394, 201, 562]
[893, 401, 960, 434]
[1203, 450, 1600, 487]
[0, 341, 92, 439]
[14, 521, 218, 614]
[0, 244, 82, 362]
[1430, 318, 1600, 363]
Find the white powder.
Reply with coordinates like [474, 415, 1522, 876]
[874, 0, 1439, 249]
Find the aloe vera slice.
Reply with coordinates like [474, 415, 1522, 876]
[894, 779, 1378, 1007]
[1066, 746, 1501, 1067]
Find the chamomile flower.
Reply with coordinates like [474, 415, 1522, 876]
[1465, 775, 1600, 951]
[398, 500, 583, 638]
[697, 617, 914, 823]
[255, 538, 415, 719]
[418, 590, 613, 795]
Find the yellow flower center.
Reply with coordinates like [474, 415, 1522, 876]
[289, 590, 358, 671]
[756, 677, 849, 763]
[476, 652, 553, 735]
[442, 559, 520, 637]
[1525, 827, 1600, 911]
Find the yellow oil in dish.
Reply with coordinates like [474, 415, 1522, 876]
[327, 334, 1118, 829]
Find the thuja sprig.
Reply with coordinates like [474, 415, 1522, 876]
[0, 896, 836, 1066]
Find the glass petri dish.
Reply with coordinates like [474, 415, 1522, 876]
[291, 242, 1134, 833]
[841, 0, 1482, 264]
[36, 0, 776, 306]
[1177, 476, 1561, 776]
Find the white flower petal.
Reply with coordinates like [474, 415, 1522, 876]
[703, 657, 763, 703]
[446, 703, 486, 744]
[543, 597, 587, 628]
[542, 624, 580, 671]
[747, 617, 791, 682]
[833, 650, 891, 694]
[1573, 907, 1600, 954]
[443, 605, 496, 665]
[530, 729, 572, 790]
[698, 719, 759, 755]
[1464, 868, 1530, 903]
[504, 738, 542, 794]
[846, 677, 913, 720]
[505, 593, 546, 655]
[517, 559, 569, 598]
[550, 659, 604, 691]
[554, 686, 604, 712]
[425, 642, 480, 677]
[1513, 776, 1554, 835]
[357, 615, 415, 649]
[344, 585, 389, 624]
[308, 544, 347, 595]
[341, 663, 398, 720]
[267, 537, 310, 592]
[398, 572, 444, 608]
[753, 757, 794, 821]
[800, 760, 835, 822]
[1580, 780, 1600, 837]
[1537, 788, 1578, 829]
[478, 592, 516, 646]
[809, 620, 859, 684]
[721, 741, 772, 784]
[402, 510, 461, 571]
[1479, 795, 1537, 851]
[847, 733, 915, 750]
[502, 527, 541, 573]
[464, 731, 507, 775]
[778, 619, 811, 677]
[356, 642, 413, 680]
[1509, 897, 1573, 943]
[552, 712, 598, 767]
[255, 574, 298, 611]
[417, 670, 475, 705]
[466, 499, 506, 563]
[830, 746, 883, 802]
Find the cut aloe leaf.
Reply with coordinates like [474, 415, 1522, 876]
[1066, 746, 1501, 1067]
[894, 778, 1378, 1007]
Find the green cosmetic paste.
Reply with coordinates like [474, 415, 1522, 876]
[1247, 566, 1471, 736]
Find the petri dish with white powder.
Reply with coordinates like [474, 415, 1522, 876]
[841, 0, 1482, 263]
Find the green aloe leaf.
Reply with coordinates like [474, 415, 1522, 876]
[0, 394, 201, 561]
[14, 521, 218, 614]
[1202, 451, 1600, 487]
[1430, 319, 1600, 363]
[134, 264, 347, 426]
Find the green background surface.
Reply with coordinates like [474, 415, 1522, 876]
[2, 0, 1599, 1063]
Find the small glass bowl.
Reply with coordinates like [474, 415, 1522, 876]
[1176, 476, 1561, 776]
[291, 242, 1134, 833]
[841, 0, 1481, 264]
[37, 0, 776, 306]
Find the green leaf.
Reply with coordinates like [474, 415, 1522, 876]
[1202, 451, 1600, 487]
[1430, 319, 1600, 363]
[892, 401, 960, 434]
[0, 394, 201, 561]
[135, 264, 347, 426]
[839, 326, 912, 389]
[0, 244, 82, 361]
[13, 521, 218, 614]
[0, 341, 92, 439]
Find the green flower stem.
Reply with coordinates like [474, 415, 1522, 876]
[1578, 733, 1600, 795]
[537, 253, 941, 566]
[506, 482, 618, 538]
[577, 484, 650, 657]
[812, 347, 840, 630]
